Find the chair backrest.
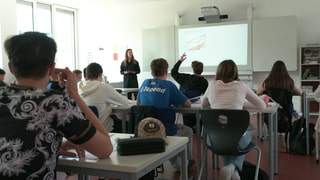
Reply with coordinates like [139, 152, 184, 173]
[264, 89, 294, 133]
[89, 106, 99, 117]
[155, 107, 178, 136]
[129, 105, 157, 133]
[263, 88, 293, 121]
[200, 109, 250, 155]
[183, 91, 201, 103]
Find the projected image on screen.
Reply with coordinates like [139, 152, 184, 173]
[178, 23, 248, 68]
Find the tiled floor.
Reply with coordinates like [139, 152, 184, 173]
[156, 114, 320, 180]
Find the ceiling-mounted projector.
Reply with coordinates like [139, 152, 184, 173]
[198, 6, 228, 23]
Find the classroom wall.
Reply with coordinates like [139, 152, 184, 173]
[1, 0, 320, 109]
[75, 0, 320, 110]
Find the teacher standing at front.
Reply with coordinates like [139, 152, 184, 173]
[120, 48, 141, 100]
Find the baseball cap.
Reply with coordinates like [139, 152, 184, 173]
[136, 117, 168, 144]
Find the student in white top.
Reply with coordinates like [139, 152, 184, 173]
[202, 59, 266, 180]
[78, 62, 129, 132]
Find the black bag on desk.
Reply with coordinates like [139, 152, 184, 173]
[117, 137, 165, 156]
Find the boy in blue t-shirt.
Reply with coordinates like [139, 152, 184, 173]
[137, 58, 194, 170]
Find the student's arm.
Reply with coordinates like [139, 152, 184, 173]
[60, 140, 85, 158]
[244, 84, 266, 109]
[171, 54, 185, 75]
[171, 53, 189, 83]
[182, 99, 192, 108]
[255, 84, 266, 95]
[171, 60, 182, 77]
[314, 85, 320, 102]
[293, 85, 303, 96]
[105, 84, 129, 105]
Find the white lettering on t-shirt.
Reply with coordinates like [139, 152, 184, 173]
[141, 86, 166, 93]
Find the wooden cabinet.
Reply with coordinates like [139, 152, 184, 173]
[300, 46, 320, 114]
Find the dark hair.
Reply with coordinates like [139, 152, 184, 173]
[192, 61, 203, 74]
[86, 62, 103, 79]
[215, 59, 239, 83]
[0, 68, 5, 75]
[83, 67, 87, 79]
[4, 31, 57, 78]
[150, 58, 168, 77]
[263, 60, 294, 90]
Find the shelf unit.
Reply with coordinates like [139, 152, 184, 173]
[300, 45, 320, 114]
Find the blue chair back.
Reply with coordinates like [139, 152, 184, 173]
[155, 107, 178, 136]
[183, 91, 201, 103]
[88, 106, 99, 117]
[129, 105, 157, 133]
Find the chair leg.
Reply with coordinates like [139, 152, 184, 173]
[212, 153, 215, 169]
[197, 146, 208, 180]
[154, 164, 164, 177]
[254, 146, 262, 180]
[212, 154, 220, 169]
[316, 131, 319, 163]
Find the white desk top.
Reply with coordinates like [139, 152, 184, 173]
[58, 133, 188, 173]
[115, 88, 140, 93]
[112, 100, 278, 114]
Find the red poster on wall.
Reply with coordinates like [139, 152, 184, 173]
[113, 53, 118, 60]
[113, 46, 118, 61]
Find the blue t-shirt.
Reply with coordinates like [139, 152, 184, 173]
[137, 78, 187, 108]
[137, 78, 188, 135]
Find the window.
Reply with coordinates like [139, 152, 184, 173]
[16, 0, 33, 34]
[16, 0, 77, 69]
[54, 7, 77, 69]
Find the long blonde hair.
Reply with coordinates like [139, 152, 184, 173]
[122, 49, 138, 66]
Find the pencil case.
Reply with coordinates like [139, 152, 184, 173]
[117, 137, 165, 156]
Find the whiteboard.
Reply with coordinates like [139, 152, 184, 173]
[252, 16, 297, 71]
[142, 16, 297, 73]
[177, 21, 252, 73]
[142, 26, 175, 71]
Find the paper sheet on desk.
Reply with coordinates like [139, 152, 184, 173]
[128, 100, 137, 105]
[65, 149, 99, 160]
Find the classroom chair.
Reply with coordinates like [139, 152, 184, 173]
[260, 88, 294, 152]
[197, 109, 261, 180]
[88, 105, 99, 117]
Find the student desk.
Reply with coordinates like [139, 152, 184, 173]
[112, 103, 279, 180]
[57, 133, 188, 180]
[302, 92, 316, 156]
[112, 102, 135, 132]
[115, 88, 140, 99]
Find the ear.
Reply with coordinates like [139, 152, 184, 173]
[8, 62, 14, 74]
[98, 73, 103, 81]
[48, 63, 56, 76]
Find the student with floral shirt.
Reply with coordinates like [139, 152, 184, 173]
[0, 32, 113, 179]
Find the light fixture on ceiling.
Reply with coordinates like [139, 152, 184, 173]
[198, 6, 228, 23]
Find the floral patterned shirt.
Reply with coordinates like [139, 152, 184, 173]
[0, 85, 96, 179]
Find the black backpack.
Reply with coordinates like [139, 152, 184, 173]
[239, 161, 269, 180]
[289, 118, 315, 155]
